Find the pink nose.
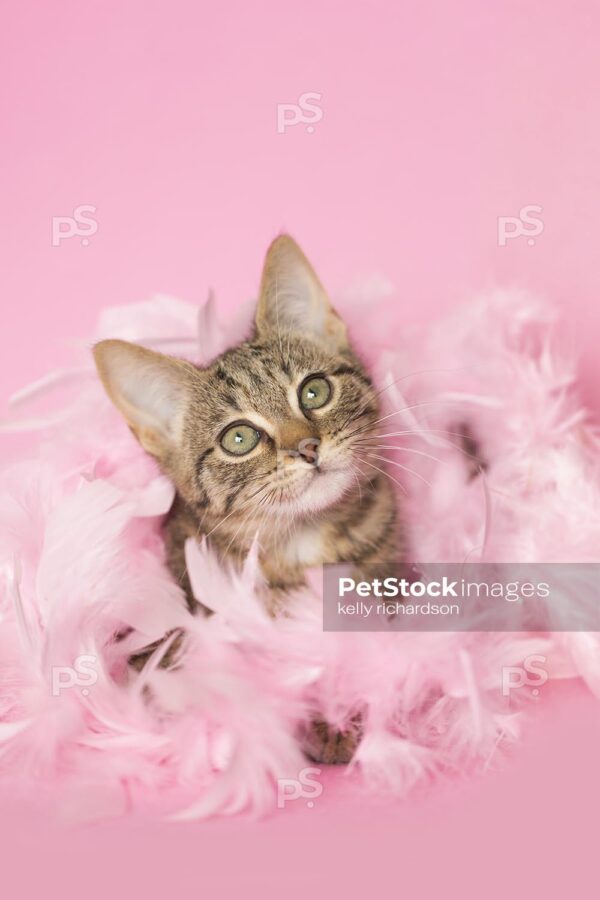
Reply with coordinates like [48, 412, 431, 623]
[297, 437, 320, 465]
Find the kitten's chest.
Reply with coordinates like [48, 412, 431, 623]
[257, 521, 332, 591]
[276, 523, 327, 569]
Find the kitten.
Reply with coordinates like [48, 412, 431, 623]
[93, 235, 400, 763]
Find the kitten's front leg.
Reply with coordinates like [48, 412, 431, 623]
[163, 496, 206, 612]
[259, 556, 308, 615]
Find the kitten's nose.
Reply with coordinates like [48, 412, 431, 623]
[297, 437, 320, 466]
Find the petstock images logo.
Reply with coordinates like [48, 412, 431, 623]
[322, 562, 600, 632]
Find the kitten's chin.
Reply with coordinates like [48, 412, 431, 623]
[274, 466, 356, 517]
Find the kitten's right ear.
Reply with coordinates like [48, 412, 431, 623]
[93, 340, 197, 459]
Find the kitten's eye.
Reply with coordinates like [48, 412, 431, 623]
[220, 423, 261, 456]
[299, 376, 332, 410]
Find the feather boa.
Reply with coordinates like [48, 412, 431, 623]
[1, 287, 599, 820]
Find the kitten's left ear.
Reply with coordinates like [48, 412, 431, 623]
[255, 235, 348, 351]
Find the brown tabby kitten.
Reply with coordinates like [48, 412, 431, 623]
[93, 235, 399, 763]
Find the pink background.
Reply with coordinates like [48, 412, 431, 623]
[1, 1, 599, 896]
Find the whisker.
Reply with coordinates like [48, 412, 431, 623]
[365, 452, 433, 489]
[367, 428, 476, 441]
[367, 398, 464, 433]
[338, 364, 475, 434]
[348, 462, 362, 505]
[203, 481, 269, 540]
[354, 429, 485, 467]
[222, 488, 271, 557]
[354, 443, 445, 465]
[357, 457, 408, 496]
[340, 398, 466, 447]
[195, 470, 271, 531]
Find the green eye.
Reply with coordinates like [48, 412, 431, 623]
[299, 376, 332, 410]
[220, 423, 261, 456]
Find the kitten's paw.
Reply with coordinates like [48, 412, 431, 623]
[302, 718, 361, 765]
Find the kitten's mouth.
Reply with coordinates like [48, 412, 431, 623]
[270, 463, 355, 516]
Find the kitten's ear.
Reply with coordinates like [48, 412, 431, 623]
[255, 235, 348, 350]
[93, 340, 197, 459]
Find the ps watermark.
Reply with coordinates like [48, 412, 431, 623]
[52, 204, 98, 246]
[51, 654, 98, 697]
[502, 654, 548, 697]
[277, 767, 323, 808]
[498, 205, 543, 246]
[277, 92, 323, 133]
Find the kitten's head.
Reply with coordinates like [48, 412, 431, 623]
[93, 236, 380, 523]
